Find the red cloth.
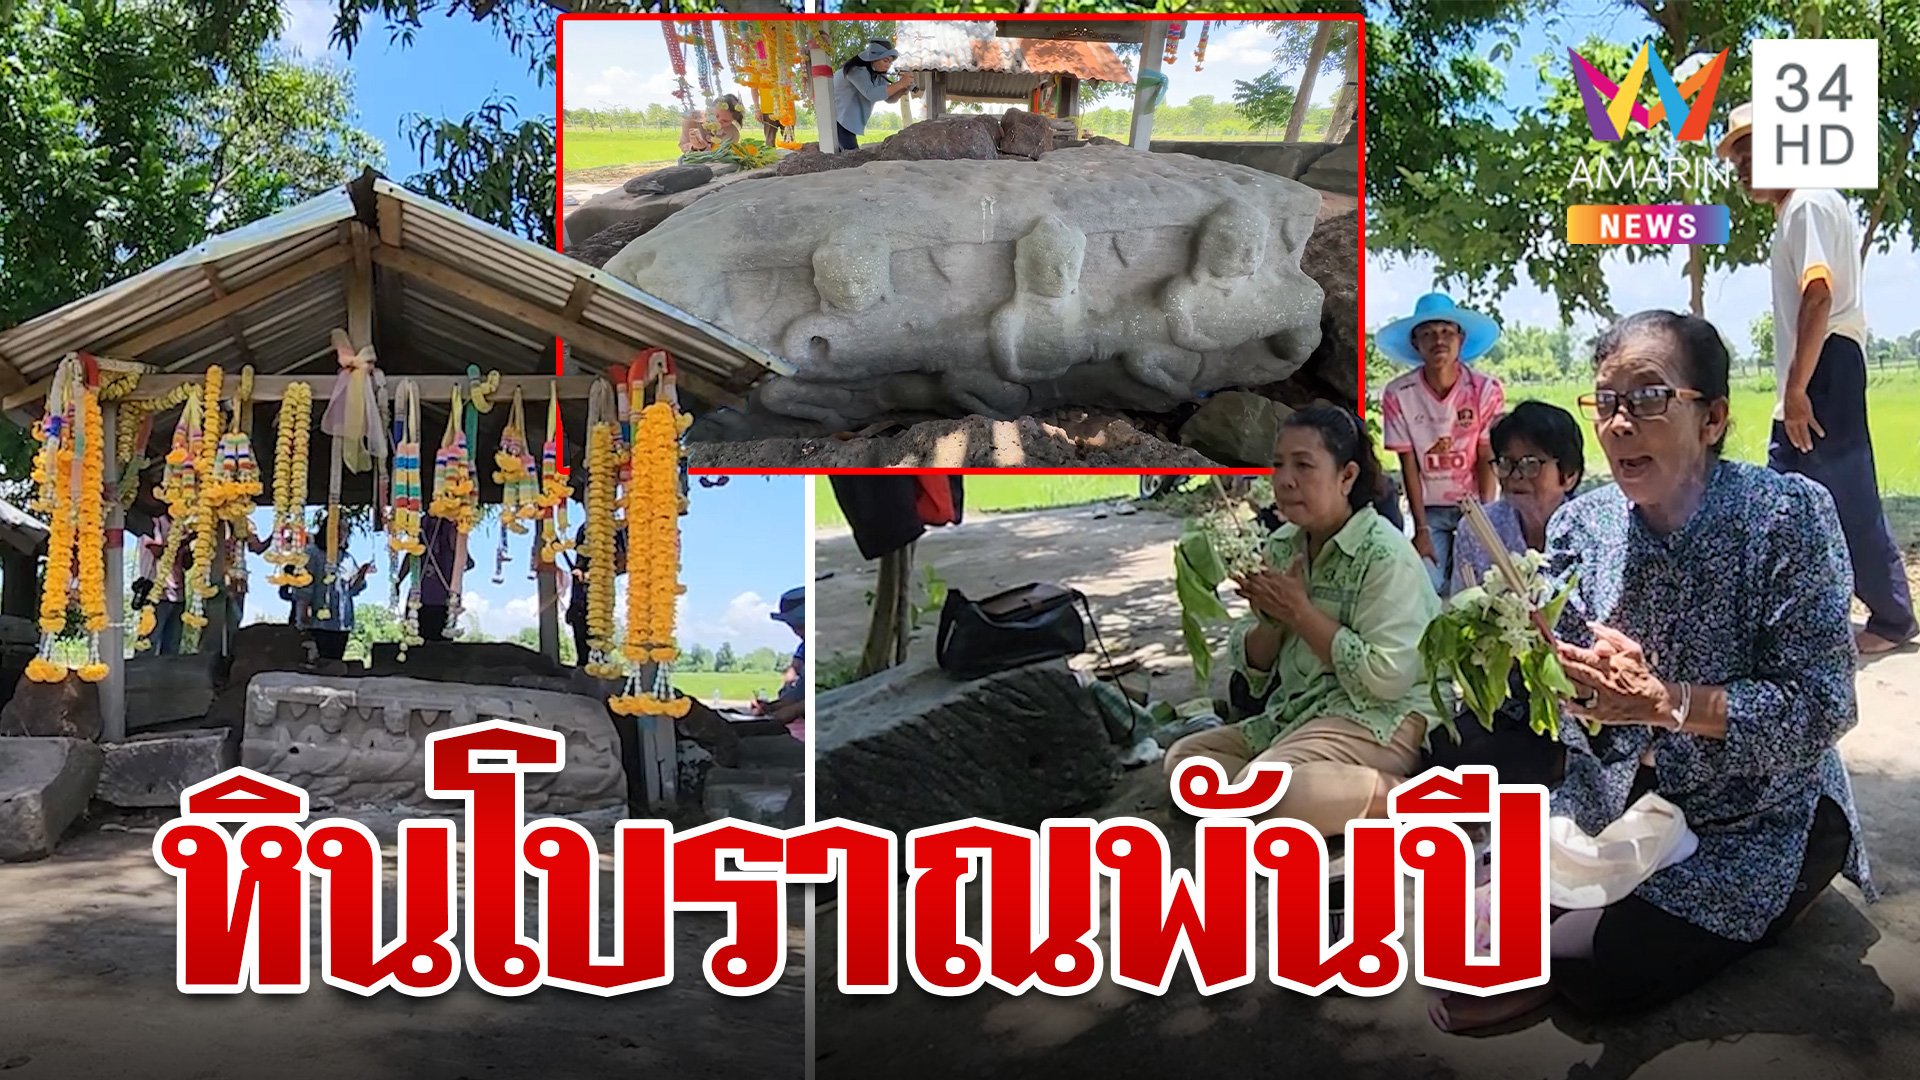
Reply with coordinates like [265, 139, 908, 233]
[915, 475, 957, 526]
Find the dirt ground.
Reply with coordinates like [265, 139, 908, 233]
[690, 414, 1220, 470]
[0, 808, 805, 1080]
[812, 498, 1920, 1080]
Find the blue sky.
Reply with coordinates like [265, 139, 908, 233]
[560, 17, 1342, 115]
[263, 4, 804, 650]
[1366, 3, 1920, 346]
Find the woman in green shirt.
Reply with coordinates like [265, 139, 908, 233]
[1165, 405, 1445, 836]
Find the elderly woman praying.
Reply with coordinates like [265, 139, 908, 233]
[1432, 309, 1875, 1031]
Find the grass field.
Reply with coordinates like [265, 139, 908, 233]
[563, 129, 682, 175]
[813, 474, 1142, 528]
[1500, 371, 1920, 493]
[671, 670, 783, 702]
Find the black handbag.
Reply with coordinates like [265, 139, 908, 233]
[935, 583, 1090, 680]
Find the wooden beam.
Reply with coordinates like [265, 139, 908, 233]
[0, 348, 29, 397]
[105, 373, 604, 402]
[198, 265, 258, 367]
[560, 278, 597, 323]
[2, 246, 353, 412]
[377, 193, 405, 249]
[369, 245, 743, 409]
[101, 404, 126, 742]
[348, 223, 374, 350]
[116, 246, 353, 361]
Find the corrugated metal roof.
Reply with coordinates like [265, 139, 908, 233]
[896, 22, 1132, 83]
[0, 174, 790, 409]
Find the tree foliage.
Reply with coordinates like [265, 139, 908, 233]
[0, 0, 379, 498]
[403, 96, 556, 245]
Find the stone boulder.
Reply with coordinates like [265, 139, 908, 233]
[622, 164, 715, 196]
[368, 641, 568, 686]
[97, 729, 237, 808]
[0, 737, 102, 861]
[995, 109, 1055, 159]
[124, 653, 221, 734]
[608, 147, 1324, 433]
[1294, 211, 1361, 407]
[562, 165, 776, 255]
[815, 658, 1118, 835]
[1298, 142, 1358, 195]
[241, 673, 624, 813]
[1180, 391, 1294, 468]
[0, 675, 101, 740]
[1150, 139, 1335, 181]
[226, 623, 313, 693]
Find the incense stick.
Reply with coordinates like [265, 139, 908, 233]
[1458, 497, 1558, 644]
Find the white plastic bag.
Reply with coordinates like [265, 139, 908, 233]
[1548, 791, 1698, 910]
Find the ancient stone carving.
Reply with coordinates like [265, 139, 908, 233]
[603, 147, 1325, 433]
[241, 673, 624, 813]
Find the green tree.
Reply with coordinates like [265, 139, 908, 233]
[742, 646, 779, 672]
[347, 601, 407, 662]
[713, 641, 735, 672]
[1232, 69, 1298, 132]
[402, 96, 554, 245]
[508, 624, 576, 665]
[1749, 310, 1775, 375]
[682, 642, 713, 671]
[0, 0, 379, 498]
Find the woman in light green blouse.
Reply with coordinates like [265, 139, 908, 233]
[1165, 405, 1445, 836]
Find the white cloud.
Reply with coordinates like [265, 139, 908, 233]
[568, 64, 683, 110]
[278, 0, 339, 59]
[1199, 24, 1277, 69]
[677, 589, 794, 654]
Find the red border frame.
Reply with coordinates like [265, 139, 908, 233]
[554, 12, 1366, 479]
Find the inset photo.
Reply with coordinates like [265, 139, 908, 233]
[561, 14, 1361, 469]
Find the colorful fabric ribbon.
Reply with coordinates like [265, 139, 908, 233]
[321, 329, 389, 474]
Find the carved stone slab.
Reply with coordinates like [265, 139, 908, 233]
[240, 673, 624, 813]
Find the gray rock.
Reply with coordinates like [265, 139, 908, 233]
[1180, 391, 1295, 467]
[241, 673, 625, 814]
[815, 658, 1118, 835]
[1298, 143, 1358, 195]
[124, 653, 221, 734]
[0, 737, 102, 861]
[0, 615, 37, 647]
[607, 147, 1324, 433]
[1150, 139, 1335, 180]
[562, 165, 776, 255]
[996, 109, 1055, 159]
[0, 675, 101, 740]
[225, 623, 313, 694]
[622, 164, 714, 196]
[97, 729, 236, 808]
[1296, 211, 1361, 407]
[368, 641, 567, 686]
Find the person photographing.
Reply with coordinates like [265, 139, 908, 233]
[831, 38, 914, 151]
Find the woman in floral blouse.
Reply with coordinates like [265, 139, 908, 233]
[1164, 405, 1443, 835]
[1433, 310, 1874, 1030]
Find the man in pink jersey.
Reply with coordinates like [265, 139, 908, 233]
[1376, 293, 1505, 595]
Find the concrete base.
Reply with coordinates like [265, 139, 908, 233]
[0, 737, 102, 862]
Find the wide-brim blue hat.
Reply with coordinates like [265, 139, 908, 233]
[1375, 292, 1501, 366]
[771, 586, 805, 627]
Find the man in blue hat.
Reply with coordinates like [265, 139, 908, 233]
[1376, 292, 1506, 595]
[752, 586, 806, 739]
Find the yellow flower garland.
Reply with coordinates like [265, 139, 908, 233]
[582, 419, 620, 678]
[30, 359, 113, 681]
[609, 359, 690, 719]
[76, 389, 107, 634]
[183, 366, 223, 628]
[266, 383, 313, 588]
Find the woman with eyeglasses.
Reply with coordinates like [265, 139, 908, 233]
[1424, 400, 1585, 788]
[1432, 310, 1874, 1031]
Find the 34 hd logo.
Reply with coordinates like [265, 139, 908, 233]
[1564, 42, 1732, 245]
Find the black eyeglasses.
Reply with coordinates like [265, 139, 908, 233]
[1494, 455, 1548, 479]
[1577, 385, 1705, 421]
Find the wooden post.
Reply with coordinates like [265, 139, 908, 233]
[536, 555, 560, 662]
[1130, 23, 1168, 150]
[810, 40, 838, 153]
[900, 90, 913, 126]
[929, 71, 947, 119]
[857, 543, 913, 679]
[1059, 75, 1080, 119]
[101, 403, 126, 744]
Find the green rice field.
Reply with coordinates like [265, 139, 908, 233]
[671, 670, 783, 703]
[562, 130, 682, 174]
[813, 474, 1142, 528]
[1497, 372, 1920, 493]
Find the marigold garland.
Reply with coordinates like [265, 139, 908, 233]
[609, 356, 691, 719]
[30, 357, 112, 681]
[182, 366, 224, 632]
[537, 382, 574, 564]
[265, 382, 313, 588]
[581, 414, 620, 679]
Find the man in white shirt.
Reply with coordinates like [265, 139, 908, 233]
[1721, 102, 1916, 654]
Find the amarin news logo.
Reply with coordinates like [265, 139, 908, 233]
[1569, 43, 1730, 142]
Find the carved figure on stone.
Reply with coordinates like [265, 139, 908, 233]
[989, 216, 1088, 384]
[604, 149, 1326, 432]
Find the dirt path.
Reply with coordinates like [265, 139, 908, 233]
[0, 810, 804, 1080]
[813, 500, 1920, 1080]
